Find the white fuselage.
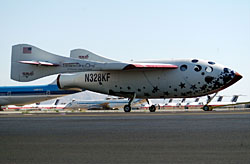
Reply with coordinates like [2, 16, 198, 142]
[0, 84, 80, 107]
[0, 95, 60, 106]
[58, 59, 240, 99]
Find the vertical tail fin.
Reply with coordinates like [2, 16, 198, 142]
[54, 99, 60, 106]
[11, 44, 88, 82]
[231, 95, 239, 102]
[217, 96, 223, 102]
[70, 49, 119, 63]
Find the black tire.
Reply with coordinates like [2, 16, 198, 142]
[124, 105, 131, 112]
[203, 105, 212, 111]
[149, 105, 156, 112]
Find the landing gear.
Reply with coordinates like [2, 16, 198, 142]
[123, 93, 136, 112]
[149, 105, 156, 112]
[203, 105, 213, 111]
[124, 105, 131, 112]
[202, 92, 218, 111]
[146, 99, 156, 112]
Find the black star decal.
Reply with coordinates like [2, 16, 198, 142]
[190, 85, 197, 90]
[200, 84, 207, 90]
[174, 88, 178, 92]
[179, 82, 186, 89]
[164, 91, 169, 96]
[214, 81, 222, 88]
[152, 86, 159, 93]
[181, 93, 186, 96]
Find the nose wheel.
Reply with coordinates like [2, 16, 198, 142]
[202, 93, 218, 111]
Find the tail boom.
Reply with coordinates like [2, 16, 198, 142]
[11, 44, 127, 82]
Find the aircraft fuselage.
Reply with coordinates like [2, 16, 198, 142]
[58, 59, 242, 99]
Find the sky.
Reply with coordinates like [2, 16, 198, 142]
[0, 0, 250, 101]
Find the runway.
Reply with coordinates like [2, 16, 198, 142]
[0, 111, 250, 164]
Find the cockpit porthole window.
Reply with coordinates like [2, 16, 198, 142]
[224, 68, 230, 73]
[180, 65, 188, 71]
[205, 66, 213, 73]
[194, 65, 202, 72]
[191, 59, 199, 63]
[208, 61, 215, 65]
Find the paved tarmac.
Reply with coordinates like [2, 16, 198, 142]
[0, 111, 250, 164]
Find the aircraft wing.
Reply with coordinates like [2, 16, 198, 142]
[87, 103, 110, 110]
[19, 60, 177, 69]
[209, 101, 250, 109]
[123, 63, 178, 70]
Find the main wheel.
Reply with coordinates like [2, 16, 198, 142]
[203, 105, 212, 111]
[149, 105, 156, 112]
[124, 105, 131, 112]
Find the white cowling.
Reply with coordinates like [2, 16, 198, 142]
[57, 73, 84, 90]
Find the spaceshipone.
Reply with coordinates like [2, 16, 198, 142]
[11, 44, 242, 112]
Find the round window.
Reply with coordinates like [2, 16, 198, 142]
[194, 65, 202, 72]
[191, 59, 199, 63]
[205, 66, 213, 72]
[208, 61, 215, 65]
[180, 65, 187, 71]
[223, 68, 230, 73]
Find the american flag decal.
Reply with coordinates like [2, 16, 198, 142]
[23, 47, 32, 54]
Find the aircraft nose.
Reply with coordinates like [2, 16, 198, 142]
[234, 72, 243, 82]
[220, 72, 242, 90]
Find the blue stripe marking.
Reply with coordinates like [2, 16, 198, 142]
[0, 84, 79, 96]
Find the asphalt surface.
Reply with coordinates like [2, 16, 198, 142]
[0, 111, 250, 164]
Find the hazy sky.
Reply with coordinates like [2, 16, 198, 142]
[0, 0, 249, 100]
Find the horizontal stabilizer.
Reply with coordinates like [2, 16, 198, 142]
[19, 60, 60, 66]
